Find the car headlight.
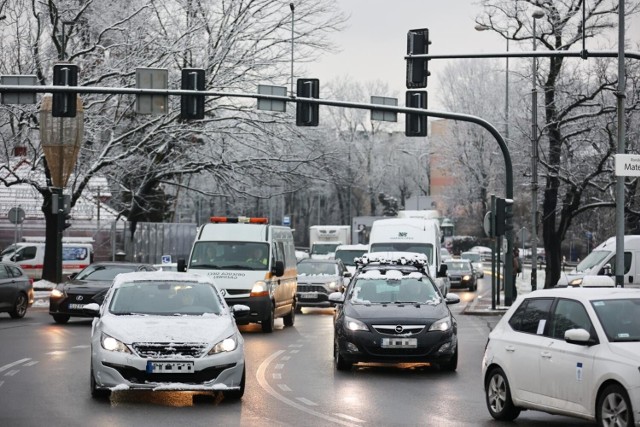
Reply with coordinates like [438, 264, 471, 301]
[345, 316, 369, 332]
[101, 333, 131, 353]
[569, 278, 583, 286]
[208, 334, 238, 354]
[50, 288, 65, 298]
[429, 316, 452, 332]
[327, 281, 338, 290]
[463, 275, 471, 281]
[250, 281, 269, 297]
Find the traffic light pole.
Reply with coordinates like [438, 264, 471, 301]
[55, 188, 64, 284]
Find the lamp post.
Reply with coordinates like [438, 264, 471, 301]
[531, 10, 544, 291]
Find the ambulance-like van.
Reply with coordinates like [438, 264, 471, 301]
[178, 216, 298, 333]
[2, 241, 94, 280]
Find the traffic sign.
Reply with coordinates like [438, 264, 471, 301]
[161, 255, 172, 264]
[483, 211, 492, 238]
[8, 207, 25, 225]
[283, 216, 291, 226]
[615, 154, 640, 176]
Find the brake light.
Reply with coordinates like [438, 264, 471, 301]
[210, 216, 269, 224]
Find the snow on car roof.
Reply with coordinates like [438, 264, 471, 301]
[358, 269, 423, 280]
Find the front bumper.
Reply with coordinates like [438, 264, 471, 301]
[224, 295, 271, 325]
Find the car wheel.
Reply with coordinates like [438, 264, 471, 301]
[223, 366, 245, 401]
[468, 282, 475, 292]
[440, 346, 458, 372]
[53, 314, 70, 324]
[9, 293, 28, 319]
[261, 304, 275, 333]
[334, 342, 352, 371]
[485, 367, 520, 421]
[295, 304, 302, 313]
[90, 365, 111, 400]
[283, 304, 295, 327]
[597, 383, 634, 427]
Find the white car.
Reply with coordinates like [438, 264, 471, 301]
[482, 287, 640, 425]
[86, 271, 249, 400]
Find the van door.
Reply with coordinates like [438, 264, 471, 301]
[11, 246, 40, 279]
[272, 241, 288, 317]
[607, 251, 633, 285]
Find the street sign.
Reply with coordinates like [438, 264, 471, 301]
[257, 85, 287, 112]
[1, 75, 37, 104]
[615, 154, 640, 176]
[161, 255, 172, 264]
[370, 96, 398, 122]
[283, 215, 291, 226]
[8, 207, 25, 225]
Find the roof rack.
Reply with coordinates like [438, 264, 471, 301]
[355, 252, 429, 270]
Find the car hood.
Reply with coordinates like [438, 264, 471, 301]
[99, 314, 235, 343]
[344, 301, 449, 323]
[64, 279, 112, 292]
[606, 342, 640, 362]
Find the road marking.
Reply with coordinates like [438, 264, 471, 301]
[277, 384, 291, 392]
[73, 345, 90, 349]
[290, 350, 300, 354]
[0, 358, 30, 373]
[4, 370, 19, 377]
[24, 361, 38, 367]
[0, 381, 4, 388]
[257, 350, 360, 427]
[280, 356, 291, 361]
[334, 413, 365, 423]
[272, 373, 282, 380]
[275, 363, 284, 370]
[288, 344, 303, 348]
[297, 397, 318, 406]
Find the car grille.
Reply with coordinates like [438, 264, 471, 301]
[132, 342, 209, 358]
[297, 284, 328, 293]
[372, 325, 425, 335]
[103, 362, 235, 384]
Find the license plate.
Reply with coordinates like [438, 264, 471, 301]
[68, 303, 85, 310]
[299, 292, 318, 299]
[146, 361, 194, 374]
[381, 338, 417, 348]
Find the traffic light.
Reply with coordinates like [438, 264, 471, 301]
[296, 78, 319, 126]
[52, 64, 78, 117]
[181, 68, 205, 120]
[406, 28, 430, 89]
[405, 90, 427, 137]
[494, 197, 506, 236]
[504, 199, 514, 233]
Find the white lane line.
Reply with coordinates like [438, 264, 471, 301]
[0, 358, 30, 373]
[334, 413, 366, 423]
[277, 384, 291, 392]
[290, 350, 300, 354]
[274, 363, 284, 370]
[73, 345, 90, 349]
[280, 356, 291, 361]
[0, 381, 4, 388]
[296, 397, 318, 406]
[45, 351, 66, 355]
[4, 370, 19, 377]
[288, 344, 303, 348]
[257, 350, 359, 427]
[272, 373, 282, 380]
[24, 361, 38, 367]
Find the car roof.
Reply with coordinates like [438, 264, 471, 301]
[299, 258, 340, 264]
[523, 287, 640, 302]
[112, 271, 215, 288]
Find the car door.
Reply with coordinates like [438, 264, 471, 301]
[0, 265, 15, 310]
[538, 298, 597, 415]
[500, 297, 554, 405]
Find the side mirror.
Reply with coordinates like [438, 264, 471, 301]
[231, 304, 251, 318]
[82, 303, 101, 317]
[343, 271, 352, 278]
[444, 293, 460, 305]
[67, 272, 78, 281]
[328, 291, 344, 304]
[565, 328, 596, 346]
[601, 263, 612, 276]
[273, 260, 285, 277]
[437, 264, 448, 278]
[177, 258, 187, 272]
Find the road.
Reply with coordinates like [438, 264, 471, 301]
[0, 278, 592, 427]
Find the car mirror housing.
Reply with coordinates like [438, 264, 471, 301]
[328, 291, 344, 304]
[272, 260, 285, 277]
[444, 293, 460, 305]
[437, 264, 448, 277]
[82, 303, 100, 317]
[231, 304, 251, 318]
[564, 328, 595, 346]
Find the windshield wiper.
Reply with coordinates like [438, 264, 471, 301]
[189, 264, 221, 269]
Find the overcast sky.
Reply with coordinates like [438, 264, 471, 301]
[311, 0, 640, 110]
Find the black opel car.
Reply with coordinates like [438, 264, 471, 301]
[328, 255, 460, 371]
[49, 262, 156, 324]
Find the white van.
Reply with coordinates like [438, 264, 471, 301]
[178, 216, 298, 333]
[557, 235, 640, 287]
[2, 242, 94, 280]
[367, 218, 449, 292]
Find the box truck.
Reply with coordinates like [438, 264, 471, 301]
[309, 225, 351, 259]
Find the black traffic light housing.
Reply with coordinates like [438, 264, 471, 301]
[405, 90, 428, 137]
[495, 197, 506, 236]
[181, 68, 205, 120]
[406, 28, 431, 89]
[52, 63, 78, 117]
[296, 78, 319, 126]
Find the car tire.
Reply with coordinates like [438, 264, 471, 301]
[485, 367, 520, 421]
[440, 346, 458, 372]
[334, 342, 353, 371]
[53, 314, 70, 324]
[283, 304, 295, 327]
[223, 366, 245, 401]
[295, 304, 302, 314]
[90, 365, 111, 400]
[9, 292, 28, 319]
[597, 383, 634, 427]
[261, 304, 275, 333]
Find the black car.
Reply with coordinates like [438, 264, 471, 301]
[328, 255, 460, 371]
[49, 262, 156, 324]
[0, 261, 34, 319]
[445, 259, 477, 291]
[296, 258, 349, 311]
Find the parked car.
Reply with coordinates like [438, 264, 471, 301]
[0, 261, 34, 319]
[49, 262, 157, 324]
[85, 271, 249, 400]
[445, 259, 477, 291]
[329, 254, 460, 371]
[296, 258, 349, 311]
[460, 251, 485, 278]
[482, 287, 640, 425]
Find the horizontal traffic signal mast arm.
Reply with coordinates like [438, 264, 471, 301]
[405, 49, 640, 61]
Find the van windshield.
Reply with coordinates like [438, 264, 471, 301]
[369, 243, 433, 264]
[335, 249, 368, 266]
[311, 243, 340, 255]
[575, 250, 611, 273]
[190, 241, 269, 270]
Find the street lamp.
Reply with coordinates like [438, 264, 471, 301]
[475, 24, 509, 142]
[531, 10, 545, 291]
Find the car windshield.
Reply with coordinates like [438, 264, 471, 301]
[334, 250, 367, 266]
[189, 241, 269, 270]
[369, 243, 433, 264]
[349, 270, 439, 304]
[311, 243, 340, 255]
[461, 252, 481, 262]
[575, 250, 611, 272]
[298, 262, 338, 276]
[446, 261, 471, 271]
[592, 298, 640, 342]
[75, 264, 140, 281]
[109, 281, 223, 316]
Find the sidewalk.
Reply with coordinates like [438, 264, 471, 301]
[462, 267, 546, 316]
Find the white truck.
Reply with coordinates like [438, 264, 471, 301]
[309, 225, 351, 259]
[367, 217, 449, 294]
[557, 235, 640, 287]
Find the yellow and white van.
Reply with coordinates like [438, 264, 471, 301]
[179, 216, 298, 333]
